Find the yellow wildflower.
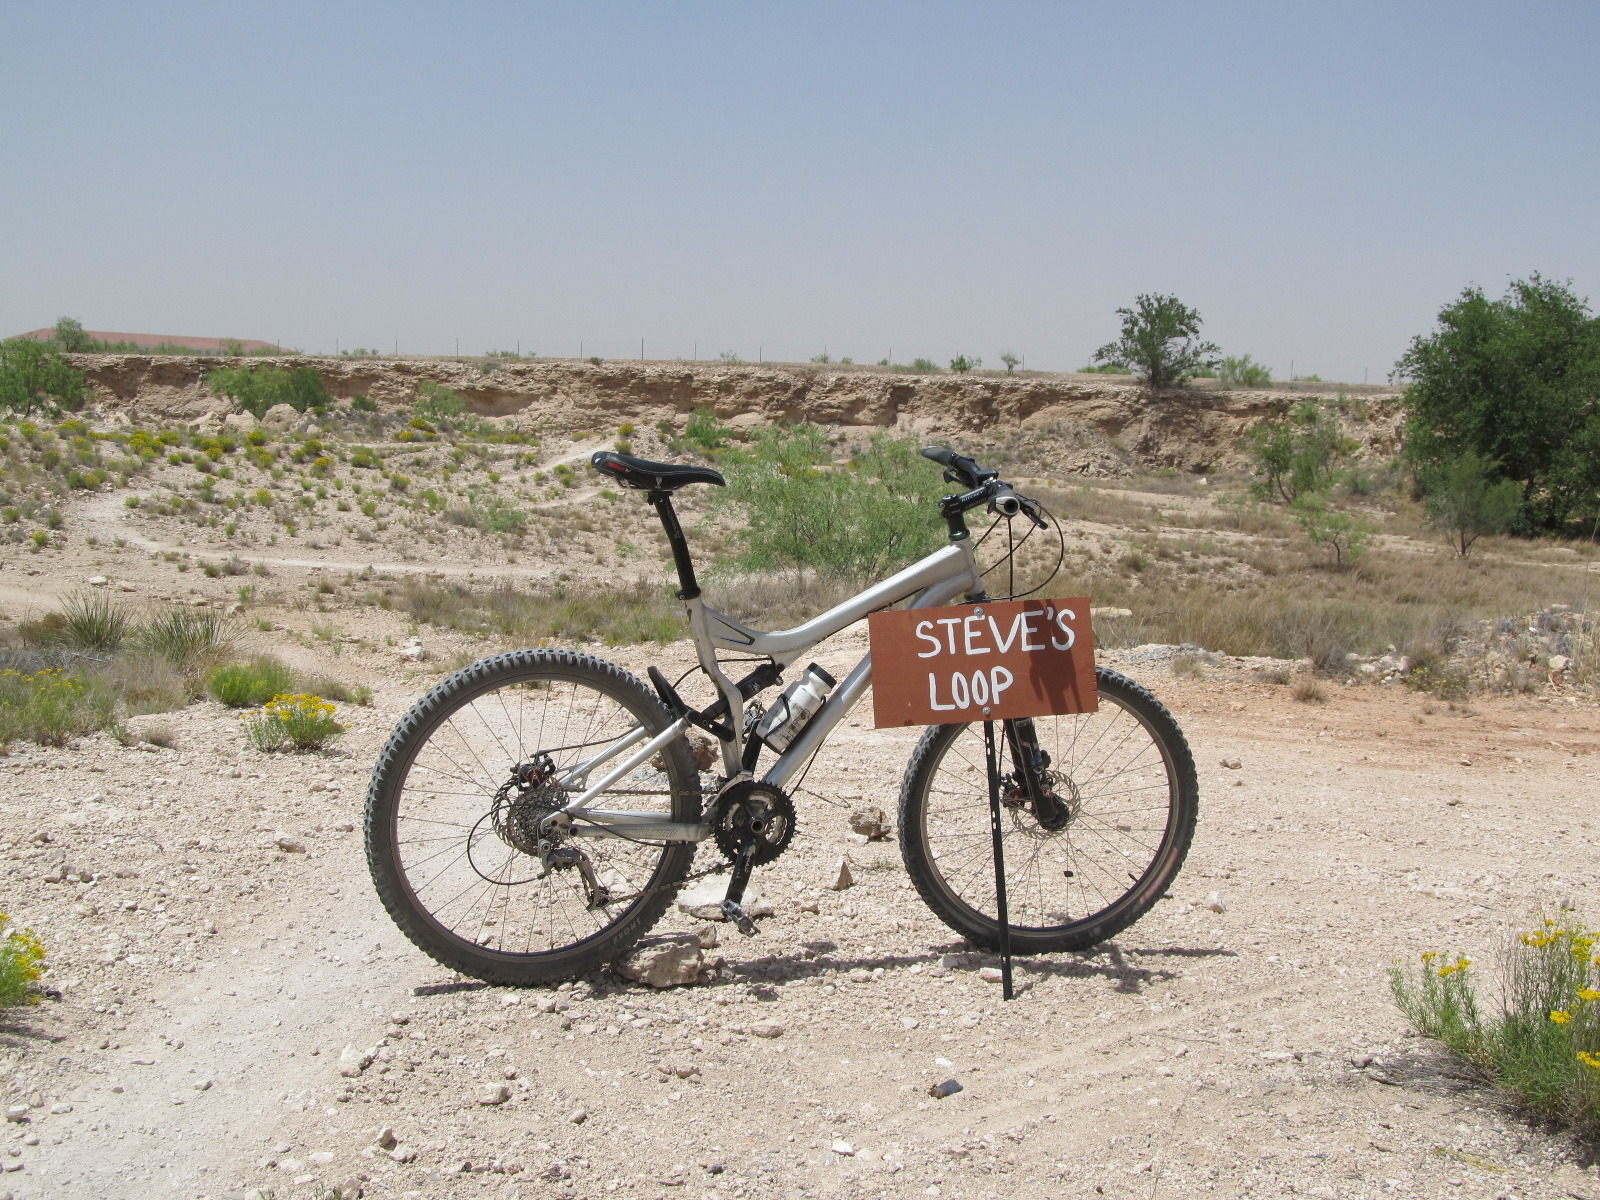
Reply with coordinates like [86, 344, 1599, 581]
[1579, 1051, 1600, 1070]
[1578, 989, 1600, 1003]
[1551, 1010, 1573, 1024]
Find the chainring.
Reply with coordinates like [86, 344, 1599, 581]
[712, 780, 796, 867]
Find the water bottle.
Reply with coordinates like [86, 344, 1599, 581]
[754, 663, 836, 752]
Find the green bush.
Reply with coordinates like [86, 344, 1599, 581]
[716, 425, 946, 587]
[206, 657, 297, 707]
[948, 355, 981, 374]
[207, 365, 330, 418]
[1291, 495, 1375, 568]
[1218, 354, 1273, 387]
[683, 408, 728, 454]
[1393, 921, 1600, 1137]
[414, 381, 465, 421]
[0, 916, 47, 1008]
[1422, 451, 1525, 557]
[1398, 274, 1600, 536]
[1246, 402, 1355, 504]
[0, 339, 88, 418]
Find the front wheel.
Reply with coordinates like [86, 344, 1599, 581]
[366, 649, 701, 985]
[898, 667, 1198, 955]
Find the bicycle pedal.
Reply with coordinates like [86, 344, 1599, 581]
[720, 900, 758, 937]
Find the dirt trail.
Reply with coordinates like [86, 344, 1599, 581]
[5, 637, 1600, 1200]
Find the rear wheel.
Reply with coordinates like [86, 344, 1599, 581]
[366, 649, 700, 985]
[898, 667, 1197, 954]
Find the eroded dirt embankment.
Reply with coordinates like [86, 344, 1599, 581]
[73, 355, 1404, 475]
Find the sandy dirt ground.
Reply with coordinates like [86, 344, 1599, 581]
[4, 546, 1600, 1200]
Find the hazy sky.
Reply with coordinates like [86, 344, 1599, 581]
[3, 2, 1596, 380]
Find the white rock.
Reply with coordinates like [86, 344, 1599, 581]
[976, 967, 1004, 983]
[674, 878, 772, 921]
[1205, 891, 1227, 914]
[372, 1126, 397, 1150]
[1550, 655, 1570, 672]
[749, 1021, 784, 1039]
[3, 1106, 27, 1123]
[832, 1140, 855, 1156]
[849, 807, 890, 840]
[389, 1143, 418, 1163]
[308, 1151, 334, 1165]
[338, 1044, 371, 1077]
[569, 1109, 588, 1124]
[476, 1084, 511, 1106]
[616, 935, 703, 989]
[830, 858, 855, 891]
[86, 575, 109, 587]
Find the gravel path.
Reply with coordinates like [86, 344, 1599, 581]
[5, 622, 1599, 1200]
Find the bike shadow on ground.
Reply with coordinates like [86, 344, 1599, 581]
[710, 937, 1236, 997]
[409, 940, 1237, 999]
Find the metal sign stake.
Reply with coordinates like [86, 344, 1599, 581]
[983, 719, 1015, 1001]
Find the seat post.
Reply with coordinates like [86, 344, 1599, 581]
[647, 490, 700, 600]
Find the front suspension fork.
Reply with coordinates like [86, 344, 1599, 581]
[1004, 718, 1069, 831]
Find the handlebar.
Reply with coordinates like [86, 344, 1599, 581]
[924, 447, 1048, 530]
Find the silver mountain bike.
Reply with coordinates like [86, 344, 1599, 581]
[365, 447, 1198, 985]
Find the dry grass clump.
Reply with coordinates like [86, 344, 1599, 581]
[378, 578, 685, 647]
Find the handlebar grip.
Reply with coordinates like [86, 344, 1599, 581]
[921, 446, 997, 488]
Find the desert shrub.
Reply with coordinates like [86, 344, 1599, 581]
[1421, 451, 1524, 557]
[207, 365, 330, 417]
[138, 609, 237, 677]
[909, 357, 942, 373]
[948, 355, 981, 373]
[1246, 402, 1355, 504]
[243, 692, 345, 752]
[414, 381, 465, 421]
[1218, 354, 1272, 387]
[206, 657, 297, 707]
[683, 408, 728, 454]
[0, 667, 117, 747]
[1393, 921, 1600, 1137]
[98, 651, 190, 714]
[715, 425, 946, 587]
[0, 915, 47, 1007]
[0, 338, 87, 418]
[1292, 496, 1375, 567]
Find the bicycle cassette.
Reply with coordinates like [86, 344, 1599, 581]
[712, 780, 796, 867]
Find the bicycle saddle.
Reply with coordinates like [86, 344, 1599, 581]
[589, 450, 726, 491]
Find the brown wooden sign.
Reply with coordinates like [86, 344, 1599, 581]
[868, 597, 1098, 727]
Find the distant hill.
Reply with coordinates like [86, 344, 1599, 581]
[8, 328, 280, 353]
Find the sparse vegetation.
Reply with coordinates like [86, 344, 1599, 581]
[1218, 354, 1272, 387]
[207, 365, 331, 417]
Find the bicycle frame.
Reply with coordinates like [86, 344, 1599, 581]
[559, 536, 983, 843]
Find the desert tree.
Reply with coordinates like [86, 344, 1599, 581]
[1093, 294, 1219, 389]
[1421, 451, 1524, 557]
